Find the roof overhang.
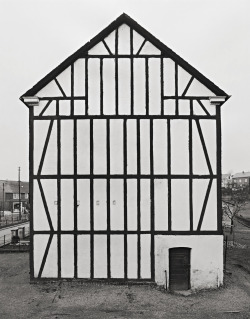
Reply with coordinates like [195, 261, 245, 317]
[21, 96, 39, 107]
[209, 96, 228, 106]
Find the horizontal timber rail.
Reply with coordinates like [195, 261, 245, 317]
[33, 174, 217, 179]
[33, 230, 221, 235]
[33, 115, 216, 120]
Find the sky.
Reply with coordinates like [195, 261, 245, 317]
[0, 0, 249, 181]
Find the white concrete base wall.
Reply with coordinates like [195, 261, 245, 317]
[155, 235, 223, 290]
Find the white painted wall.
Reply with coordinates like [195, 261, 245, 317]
[155, 235, 223, 290]
[32, 22, 221, 286]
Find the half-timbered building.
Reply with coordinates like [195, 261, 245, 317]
[21, 14, 229, 290]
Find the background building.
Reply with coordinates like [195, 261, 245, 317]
[21, 14, 229, 290]
[0, 180, 29, 214]
[232, 171, 250, 192]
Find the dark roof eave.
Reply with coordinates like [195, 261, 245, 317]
[20, 13, 229, 102]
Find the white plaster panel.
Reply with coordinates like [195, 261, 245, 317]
[56, 66, 71, 97]
[186, 78, 215, 96]
[164, 100, 175, 115]
[34, 100, 56, 116]
[193, 179, 209, 230]
[134, 59, 146, 115]
[43, 100, 56, 116]
[77, 120, 90, 174]
[118, 24, 130, 54]
[41, 120, 57, 175]
[140, 180, 150, 231]
[59, 100, 70, 116]
[88, 41, 109, 55]
[94, 179, 107, 230]
[39, 179, 57, 230]
[61, 120, 73, 175]
[42, 235, 57, 278]
[127, 179, 137, 231]
[34, 234, 57, 278]
[127, 235, 137, 278]
[118, 59, 130, 114]
[110, 179, 124, 230]
[154, 179, 168, 231]
[202, 100, 216, 116]
[36, 80, 63, 98]
[61, 235, 74, 277]
[171, 120, 189, 174]
[78, 235, 90, 278]
[88, 59, 100, 115]
[141, 235, 151, 278]
[41, 235, 58, 278]
[33, 234, 49, 277]
[104, 30, 116, 54]
[178, 66, 192, 96]
[103, 59, 116, 114]
[94, 235, 107, 278]
[93, 120, 106, 174]
[111, 235, 124, 278]
[171, 180, 190, 231]
[110, 119, 123, 174]
[193, 100, 208, 116]
[74, 100, 85, 115]
[178, 100, 190, 115]
[163, 58, 175, 96]
[199, 120, 216, 174]
[61, 179, 74, 230]
[140, 120, 150, 174]
[201, 180, 217, 231]
[153, 120, 168, 174]
[74, 59, 85, 96]
[34, 180, 50, 231]
[140, 41, 160, 55]
[193, 121, 209, 175]
[133, 30, 145, 54]
[155, 235, 223, 290]
[149, 59, 161, 115]
[34, 120, 50, 174]
[77, 179, 90, 230]
[127, 120, 137, 174]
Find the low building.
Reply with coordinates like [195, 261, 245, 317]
[0, 180, 29, 214]
[232, 172, 250, 191]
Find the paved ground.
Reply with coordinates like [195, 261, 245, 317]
[0, 249, 250, 319]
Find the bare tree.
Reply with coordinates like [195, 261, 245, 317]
[222, 192, 248, 243]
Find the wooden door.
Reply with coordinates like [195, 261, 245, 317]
[169, 248, 190, 291]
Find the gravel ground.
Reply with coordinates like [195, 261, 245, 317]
[0, 250, 249, 319]
[1, 217, 250, 319]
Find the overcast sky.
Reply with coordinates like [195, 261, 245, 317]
[0, 0, 249, 181]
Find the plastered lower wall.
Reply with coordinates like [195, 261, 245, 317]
[155, 235, 223, 290]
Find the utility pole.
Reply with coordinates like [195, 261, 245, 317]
[18, 167, 21, 220]
[2, 183, 4, 222]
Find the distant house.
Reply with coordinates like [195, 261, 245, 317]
[0, 180, 29, 213]
[222, 174, 232, 189]
[232, 171, 250, 191]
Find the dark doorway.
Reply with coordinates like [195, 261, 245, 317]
[169, 247, 191, 291]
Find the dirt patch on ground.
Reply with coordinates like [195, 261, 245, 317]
[0, 218, 250, 318]
[0, 251, 249, 319]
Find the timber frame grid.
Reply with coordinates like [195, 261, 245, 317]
[23, 13, 229, 282]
